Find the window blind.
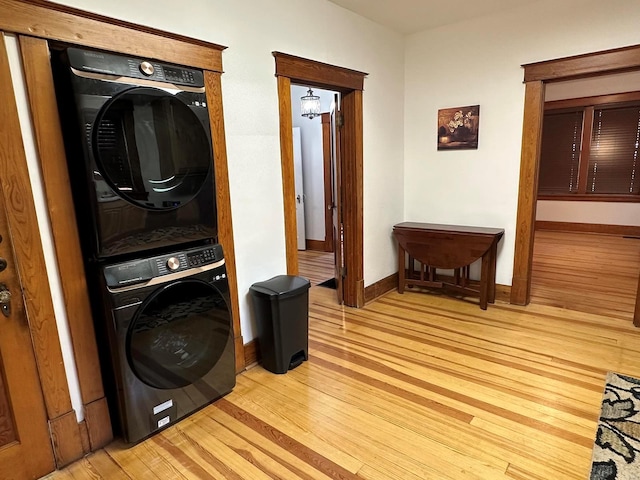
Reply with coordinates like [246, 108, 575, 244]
[538, 110, 583, 195]
[587, 105, 640, 194]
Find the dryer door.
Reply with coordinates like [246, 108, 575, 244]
[126, 279, 230, 389]
[93, 87, 212, 210]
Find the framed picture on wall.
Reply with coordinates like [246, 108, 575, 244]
[437, 105, 480, 150]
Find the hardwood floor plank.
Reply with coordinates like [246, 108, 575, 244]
[43, 261, 640, 480]
[298, 250, 334, 286]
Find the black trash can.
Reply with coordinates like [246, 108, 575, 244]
[249, 275, 311, 374]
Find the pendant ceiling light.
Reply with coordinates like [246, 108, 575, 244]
[300, 88, 321, 119]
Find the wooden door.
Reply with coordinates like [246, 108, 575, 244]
[331, 97, 344, 304]
[0, 190, 55, 479]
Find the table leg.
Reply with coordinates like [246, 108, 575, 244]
[398, 245, 405, 294]
[480, 252, 490, 310]
[488, 240, 498, 303]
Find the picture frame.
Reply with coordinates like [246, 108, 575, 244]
[437, 105, 480, 150]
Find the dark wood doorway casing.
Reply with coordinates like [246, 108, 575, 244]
[511, 44, 640, 306]
[273, 52, 367, 307]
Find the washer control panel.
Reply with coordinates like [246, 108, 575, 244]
[104, 244, 224, 288]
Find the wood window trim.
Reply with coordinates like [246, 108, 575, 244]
[273, 52, 367, 307]
[537, 194, 640, 203]
[2, 0, 241, 465]
[512, 43, 640, 306]
[545, 91, 640, 111]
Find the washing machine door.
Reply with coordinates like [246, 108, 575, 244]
[127, 279, 231, 389]
[93, 87, 212, 210]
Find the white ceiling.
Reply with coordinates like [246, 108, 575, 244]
[326, 0, 536, 34]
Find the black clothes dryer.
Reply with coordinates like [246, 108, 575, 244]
[51, 46, 217, 260]
[97, 244, 235, 443]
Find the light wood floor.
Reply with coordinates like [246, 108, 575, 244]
[298, 250, 334, 286]
[43, 280, 640, 479]
[531, 230, 640, 320]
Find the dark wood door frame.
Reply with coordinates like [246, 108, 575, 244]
[511, 43, 640, 307]
[274, 52, 367, 307]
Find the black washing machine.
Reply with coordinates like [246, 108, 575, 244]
[51, 46, 217, 259]
[97, 243, 235, 443]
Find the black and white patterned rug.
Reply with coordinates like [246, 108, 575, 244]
[590, 372, 640, 479]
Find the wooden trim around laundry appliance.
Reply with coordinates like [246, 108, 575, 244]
[0, 32, 82, 467]
[0, 0, 226, 72]
[3, 0, 241, 459]
[204, 70, 245, 373]
[18, 33, 112, 463]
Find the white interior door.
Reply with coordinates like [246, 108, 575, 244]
[293, 127, 306, 250]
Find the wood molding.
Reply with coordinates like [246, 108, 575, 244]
[364, 273, 398, 304]
[277, 75, 299, 276]
[321, 112, 334, 253]
[48, 411, 84, 468]
[204, 71, 244, 373]
[523, 44, 640, 83]
[83, 397, 112, 451]
[537, 194, 640, 202]
[341, 90, 365, 307]
[535, 221, 640, 237]
[0, 0, 225, 71]
[511, 81, 545, 306]
[274, 54, 366, 309]
[273, 52, 367, 92]
[243, 339, 260, 368]
[18, 35, 106, 406]
[0, 32, 72, 421]
[305, 239, 326, 251]
[545, 91, 640, 110]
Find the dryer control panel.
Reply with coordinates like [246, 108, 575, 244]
[103, 244, 224, 288]
[67, 47, 205, 87]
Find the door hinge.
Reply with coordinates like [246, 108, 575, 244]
[341, 266, 346, 278]
[337, 113, 344, 128]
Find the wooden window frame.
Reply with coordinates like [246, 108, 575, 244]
[539, 91, 640, 200]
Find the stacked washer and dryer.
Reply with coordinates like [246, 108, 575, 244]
[50, 46, 235, 443]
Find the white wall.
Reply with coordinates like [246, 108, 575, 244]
[537, 201, 640, 226]
[290, 85, 336, 242]
[42, 1, 405, 339]
[404, 0, 640, 285]
[537, 71, 640, 225]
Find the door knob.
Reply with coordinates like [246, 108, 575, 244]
[0, 283, 11, 318]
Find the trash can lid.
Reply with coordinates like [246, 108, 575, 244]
[250, 275, 310, 299]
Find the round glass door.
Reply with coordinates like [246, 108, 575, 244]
[127, 279, 230, 389]
[93, 87, 212, 210]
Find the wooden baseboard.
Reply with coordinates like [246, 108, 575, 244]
[234, 335, 245, 373]
[83, 397, 113, 451]
[244, 339, 260, 367]
[535, 221, 640, 237]
[305, 239, 327, 251]
[49, 411, 84, 468]
[364, 273, 398, 304]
